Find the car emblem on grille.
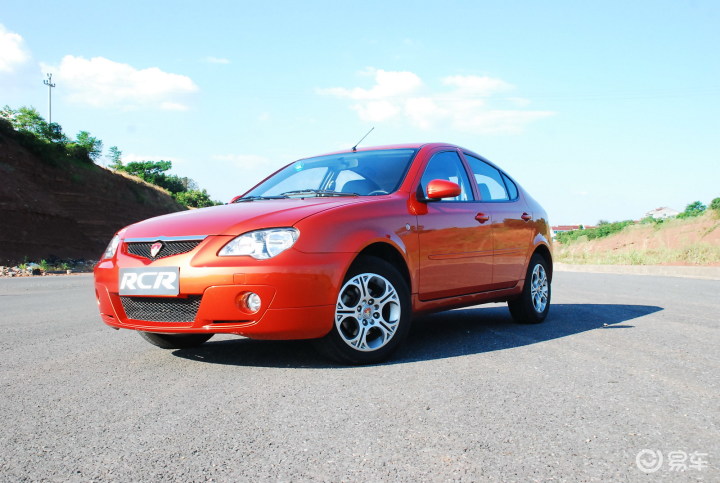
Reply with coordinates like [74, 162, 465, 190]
[150, 241, 163, 258]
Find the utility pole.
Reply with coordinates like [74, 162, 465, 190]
[43, 73, 56, 124]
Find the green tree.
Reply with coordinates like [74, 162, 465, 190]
[75, 131, 104, 161]
[107, 146, 123, 169]
[119, 160, 173, 184]
[9, 106, 47, 136]
[118, 160, 192, 194]
[1, 106, 67, 143]
[678, 201, 706, 219]
[0, 105, 14, 121]
[178, 176, 199, 191]
[160, 174, 188, 194]
[43, 122, 68, 143]
[710, 197, 720, 213]
[174, 189, 220, 208]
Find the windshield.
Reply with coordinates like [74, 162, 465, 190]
[243, 149, 417, 199]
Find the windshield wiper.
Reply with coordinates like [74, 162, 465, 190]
[232, 195, 288, 203]
[280, 189, 359, 198]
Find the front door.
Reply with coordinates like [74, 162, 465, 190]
[417, 150, 493, 300]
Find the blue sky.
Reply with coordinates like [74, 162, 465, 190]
[1, 0, 718, 225]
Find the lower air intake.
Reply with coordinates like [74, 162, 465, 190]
[120, 296, 201, 323]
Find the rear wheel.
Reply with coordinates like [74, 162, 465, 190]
[316, 256, 411, 364]
[508, 253, 551, 324]
[138, 332, 213, 349]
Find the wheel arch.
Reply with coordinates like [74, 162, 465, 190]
[532, 243, 553, 281]
[355, 242, 412, 293]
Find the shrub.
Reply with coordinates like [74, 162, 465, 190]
[174, 189, 220, 208]
[677, 201, 706, 219]
[555, 220, 634, 245]
[710, 197, 720, 213]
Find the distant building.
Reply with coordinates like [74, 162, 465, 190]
[644, 207, 679, 219]
[552, 225, 582, 233]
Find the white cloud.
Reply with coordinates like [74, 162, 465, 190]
[205, 56, 230, 64]
[441, 75, 512, 96]
[352, 100, 400, 122]
[318, 69, 422, 100]
[404, 97, 447, 130]
[160, 102, 190, 111]
[41, 55, 198, 110]
[507, 97, 532, 107]
[451, 109, 554, 135]
[319, 70, 554, 134]
[0, 24, 30, 73]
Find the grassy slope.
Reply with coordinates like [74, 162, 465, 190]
[0, 129, 186, 264]
[555, 213, 720, 266]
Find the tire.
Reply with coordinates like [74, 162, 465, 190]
[138, 331, 213, 349]
[316, 256, 411, 365]
[508, 253, 551, 324]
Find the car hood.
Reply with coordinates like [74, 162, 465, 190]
[121, 198, 366, 239]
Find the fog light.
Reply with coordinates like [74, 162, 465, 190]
[243, 292, 262, 313]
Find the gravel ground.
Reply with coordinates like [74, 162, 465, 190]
[0, 273, 717, 482]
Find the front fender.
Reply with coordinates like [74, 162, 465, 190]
[292, 197, 418, 287]
[292, 197, 415, 255]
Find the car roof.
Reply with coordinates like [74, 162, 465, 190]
[301, 143, 458, 159]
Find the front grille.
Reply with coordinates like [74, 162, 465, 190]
[120, 296, 202, 323]
[126, 240, 201, 260]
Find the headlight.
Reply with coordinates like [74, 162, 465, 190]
[219, 228, 299, 259]
[102, 234, 121, 260]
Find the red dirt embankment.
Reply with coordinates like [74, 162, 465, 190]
[555, 214, 720, 266]
[0, 131, 185, 265]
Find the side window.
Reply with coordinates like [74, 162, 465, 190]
[465, 155, 509, 201]
[420, 151, 473, 201]
[501, 173, 518, 200]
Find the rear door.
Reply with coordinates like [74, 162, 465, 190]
[462, 153, 533, 287]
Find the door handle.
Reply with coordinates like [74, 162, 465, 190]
[521, 212, 532, 222]
[475, 213, 490, 224]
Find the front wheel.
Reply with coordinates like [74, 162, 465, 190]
[138, 331, 213, 349]
[508, 253, 551, 324]
[316, 256, 411, 364]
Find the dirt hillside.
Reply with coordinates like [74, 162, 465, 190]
[0, 131, 186, 265]
[555, 214, 720, 266]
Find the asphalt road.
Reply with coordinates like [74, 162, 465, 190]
[0, 272, 717, 482]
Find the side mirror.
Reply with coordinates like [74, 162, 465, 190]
[425, 179, 461, 201]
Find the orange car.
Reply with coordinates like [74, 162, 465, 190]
[94, 143, 552, 364]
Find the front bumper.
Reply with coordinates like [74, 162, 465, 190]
[94, 236, 353, 340]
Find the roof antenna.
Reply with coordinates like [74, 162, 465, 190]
[352, 127, 374, 152]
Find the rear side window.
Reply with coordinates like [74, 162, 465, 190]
[465, 155, 509, 201]
[501, 173, 519, 200]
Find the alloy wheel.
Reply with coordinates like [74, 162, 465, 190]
[334, 273, 401, 352]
